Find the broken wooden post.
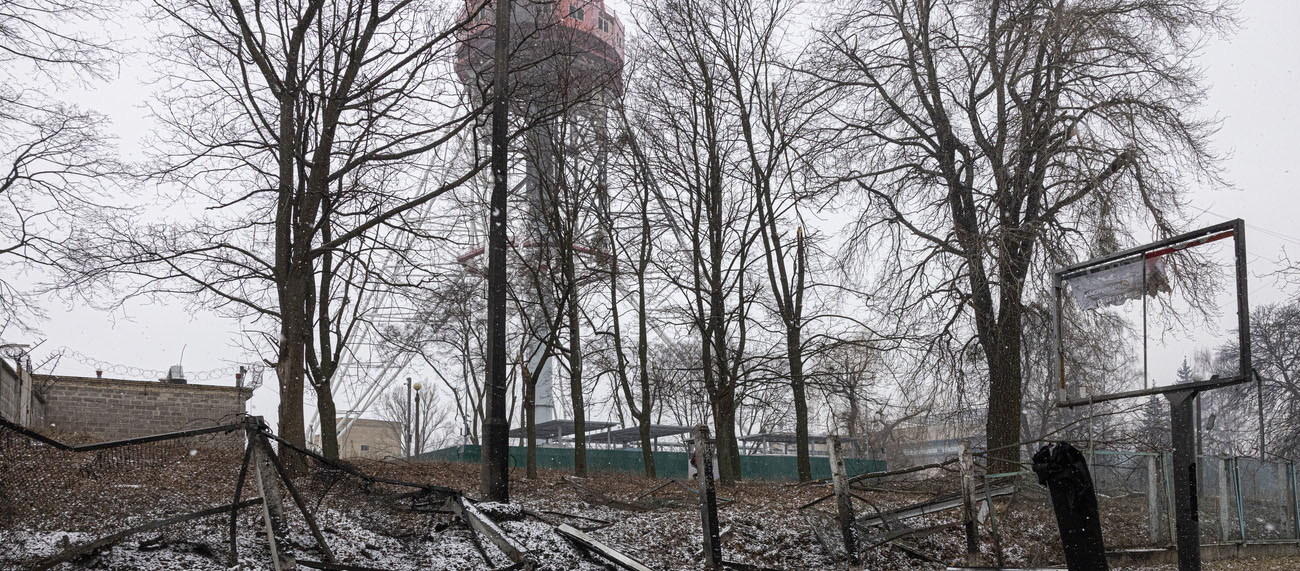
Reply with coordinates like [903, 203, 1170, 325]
[247, 416, 295, 570]
[983, 473, 1006, 568]
[958, 439, 979, 563]
[827, 434, 857, 563]
[692, 424, 723, 569]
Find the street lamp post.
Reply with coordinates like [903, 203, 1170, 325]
[406, 377, 413, 458]
[413, 382, 423, 457]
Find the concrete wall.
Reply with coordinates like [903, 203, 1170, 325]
[32, 374, 250, 447]
[314, 418, 404, 460]
[0, 359, 19, 421]
[0, 359, 42, 425]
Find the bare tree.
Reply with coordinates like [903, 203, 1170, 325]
[376, 385, 452, 457]
[1, 0, 120, 328]
[628, 0, 768, 484]
[59, 0, 485, 458]
[818, 0, 1231, 471]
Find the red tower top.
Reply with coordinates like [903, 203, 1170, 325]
[455, 0, 625, 99]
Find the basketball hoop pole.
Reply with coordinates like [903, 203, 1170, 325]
[1167, 387, 1200, 571]
[1053, 219, 1256, 571]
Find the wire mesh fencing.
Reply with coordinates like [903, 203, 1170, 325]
[1080, 449, 1300, 549]
[0, 419, 250, 568]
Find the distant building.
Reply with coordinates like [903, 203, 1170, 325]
[886, 417, 986, 466]
[314, 418, 403, 460]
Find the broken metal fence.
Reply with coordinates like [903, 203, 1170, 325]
[0, 414, 662, 571]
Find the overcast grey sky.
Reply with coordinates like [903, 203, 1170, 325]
[16, 0, 1300, 433]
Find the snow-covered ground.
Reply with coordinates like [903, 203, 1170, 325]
[3, 436, 1297, 570]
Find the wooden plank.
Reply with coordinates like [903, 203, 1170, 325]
[1057, 374, 1250, 408]
[855, 486, 1015, 528]
[556, 523, 656, 571]
[249, 418, 294, 570]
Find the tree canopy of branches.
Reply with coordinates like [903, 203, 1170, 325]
[1, 0, 119, 330]
[819, 0, 1231, 470]
[61, 0, 485, 458]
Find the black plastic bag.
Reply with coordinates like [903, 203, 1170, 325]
[1032, 442, 1109, 571]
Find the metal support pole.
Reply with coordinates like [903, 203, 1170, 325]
[481, 0, 513, 503]
[1230, 221, 1259, 460]
[406, 377, 412, 458]
[1166, 389, 1201, 571]
[827, 435, 856, 563]
[1290, 462, 1300, 541]
[693, 425, 722, 569]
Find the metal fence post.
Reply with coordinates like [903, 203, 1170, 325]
[1218, 456, 1232, 542]
[1278, 461, 1290, 538]
[1234, 457, 1247, 542]
[1290, 462, 1300, 541]
[1148, 453, 1162, 544]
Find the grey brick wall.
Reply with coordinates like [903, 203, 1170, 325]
[32, 375, 250, 447]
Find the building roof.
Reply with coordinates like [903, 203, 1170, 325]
[337, 418, 399, 430]
[738, 432, 867, 445]
[584, 424, 692, 444]
[507, 418, 617, 439]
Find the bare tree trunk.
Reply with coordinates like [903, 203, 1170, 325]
[316, 380, 339, 459]
[522, 355, 537, 479]
[564, 247, 586, 477]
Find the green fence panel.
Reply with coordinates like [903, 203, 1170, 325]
[420, 445, 885, 482]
